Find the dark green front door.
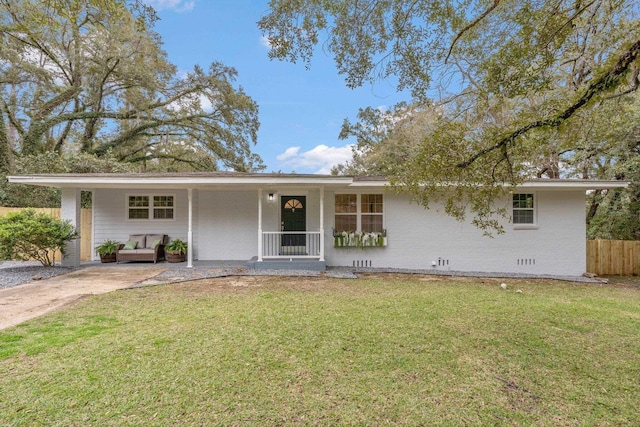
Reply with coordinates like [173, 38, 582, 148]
[281, 196, 306, 247]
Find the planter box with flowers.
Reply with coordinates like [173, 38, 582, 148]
[333, 230, 387, 248]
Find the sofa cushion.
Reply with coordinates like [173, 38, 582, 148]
[123, 240, 138, 250]
[119, 249, 154, 254]
[129, 234, 146, 249]
[146, 234, 165, 249]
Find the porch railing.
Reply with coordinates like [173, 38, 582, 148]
[261, 231, 322, 259]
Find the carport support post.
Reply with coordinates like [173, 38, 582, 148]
[187, 188, 193, 268]
[60, 187, 81, 268]
[319, 187, 325, 262]
[257, 189, 263, 262]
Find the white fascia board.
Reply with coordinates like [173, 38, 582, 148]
[8, 175, 626, 191]
[515, 180, 628, 190]
[348, 179, 628, 190]
[7, 175, 354, 189]
[347, 181, 390, 188]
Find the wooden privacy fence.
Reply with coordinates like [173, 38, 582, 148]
[0, 207, 93, 262]
[587, 240, 640, 276]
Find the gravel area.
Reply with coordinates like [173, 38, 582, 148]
[1, 260, 602, 291]
[345, 267, 605, 283]
[149, 265, 600, 284]
[151, 265, 359, 284]
[0, 261, 76, 290]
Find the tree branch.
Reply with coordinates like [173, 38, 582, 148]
[445, 0, 500, 64]
[457, 38, 640, 169]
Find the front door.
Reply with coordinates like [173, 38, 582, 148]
[281, 196, 306, 250]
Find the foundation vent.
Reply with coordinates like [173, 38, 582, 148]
[353, 260, 373, 268]
[517, 258, 536, 266]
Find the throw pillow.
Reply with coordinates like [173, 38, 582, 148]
[151, 238, 162, 248]
[145, 234, 164, 248]
[128, 234, 146, 249]
[123, 240, 137, 250]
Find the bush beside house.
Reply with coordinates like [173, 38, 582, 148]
[0, 208, 79, 266]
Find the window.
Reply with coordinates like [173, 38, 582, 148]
[127, 194, 174, 220]
[284, 198, 303, 212]
[335, 194, 357, 232]
[335, 194, 383, 233]
[361, 194, 383, 232]
[512, 193, 534, 224]
[153, 195, 174, 219]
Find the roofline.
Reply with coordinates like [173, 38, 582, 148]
[7, 173, 355, 189]
[6, 173, 628, 190]
[348, 178, 629, 190]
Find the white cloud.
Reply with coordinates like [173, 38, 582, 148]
[142, 0, 195, 12]
[199, 93, 213, 111]
[276, 147, 300, 161]
[259, 35, 272, 49]
[277, 144, 354, 174]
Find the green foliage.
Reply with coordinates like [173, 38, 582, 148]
[165, 238, 187, 255]
[0, 209, 79, 266]
[261, 0, 640, 232]
[0, 152, 134, 207]
[95, 240, 119, 256]
[0, 0, 263, 178]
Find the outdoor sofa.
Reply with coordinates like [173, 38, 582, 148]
[116, 233, 168, 263]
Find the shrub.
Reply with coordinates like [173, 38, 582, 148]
[0, 209, 79, 266]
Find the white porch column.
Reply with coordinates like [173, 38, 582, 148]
[187, 188, 193, 268]
[60, 187, 81, 267]
[319, 187, 325, 262]
[257, 189, 263, 262]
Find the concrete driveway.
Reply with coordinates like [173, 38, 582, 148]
[0, 265, 168, 330]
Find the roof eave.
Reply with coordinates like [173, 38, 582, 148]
[6, 174, 355, 189]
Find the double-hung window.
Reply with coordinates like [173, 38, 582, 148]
[335, 194, 357, 232]
[335, 194, 384, 233]
[361, 194, 383, 232]
[512, 193, 535, 225]
[127, 194, 174, 220]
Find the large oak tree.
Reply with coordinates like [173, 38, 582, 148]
[259, 0, 640, 232]
[1, 0, 263, 175]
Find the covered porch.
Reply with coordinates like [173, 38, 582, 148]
[9, 173, 353, 270]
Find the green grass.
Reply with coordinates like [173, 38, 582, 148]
[1, 275, 639, 426]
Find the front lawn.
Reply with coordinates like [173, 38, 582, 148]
[1, 275, 639, 425]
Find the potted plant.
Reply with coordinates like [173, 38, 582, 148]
[95, 240, 119, 263]
[165, 238, 187, 263]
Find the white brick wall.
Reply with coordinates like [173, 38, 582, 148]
[93, 187, 587, 275]
[197, 190, 258, 260]
[323, 190, 587, 276]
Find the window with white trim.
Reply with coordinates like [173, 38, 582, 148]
[127, 194, 174, 220]
[361, 194, 383, 232]
[512, 193, 535, 224]
[335, 194, 384, 232]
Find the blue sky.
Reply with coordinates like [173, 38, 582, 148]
[142, 0, 409, 173]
